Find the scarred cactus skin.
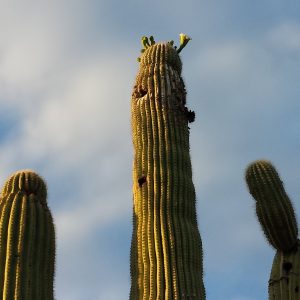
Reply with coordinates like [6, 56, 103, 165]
[245, 160, 300, 300]
[130, 37, 205, 299]
[269, 242, 300, 300]
[0, 170, 55, 300]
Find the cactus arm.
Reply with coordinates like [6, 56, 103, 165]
[0, 170, 55, 300]
[245, 160, 300, 299]
[245, 160, 298, 252]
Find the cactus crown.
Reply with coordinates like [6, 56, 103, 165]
[137, 33, 191, 65]
[1, 170, 47, 201]
[139, 42, 182, 74]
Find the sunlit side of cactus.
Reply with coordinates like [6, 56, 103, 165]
[0, 170, 55, 300]
[245, 160, 300, 300]
[130, 36, 205, 299]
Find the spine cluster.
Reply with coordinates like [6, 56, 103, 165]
[130, 40, 204, 299]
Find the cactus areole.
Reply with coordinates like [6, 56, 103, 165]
[130, 36, 205, 299]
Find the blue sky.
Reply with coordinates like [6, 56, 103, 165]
[0, 1, 300, 299]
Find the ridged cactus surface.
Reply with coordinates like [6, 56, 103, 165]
[0, 170, 55, 300]
[245, 160, 300, 300]
[269, 242, 300, 300]
[130, 35, 205, 299]
[245, 160, 298, 252]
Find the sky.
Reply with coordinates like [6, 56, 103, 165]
[0, 0, 300, 299]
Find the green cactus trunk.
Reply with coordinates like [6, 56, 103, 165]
[130, 41, 205, 299]
[0, 170, 55, 300]
[245, 160, 300, 300]
[269, 242, 300, 300]
[245, 160, 298, 252]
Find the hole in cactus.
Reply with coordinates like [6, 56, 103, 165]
[295, 286, 299, 293]
[283, 262, 293, 273]
[139, 88, 147, 97]
[24, 188, 35, 196]
[138, 176, 147, 187]
[133, 85, 147, 98]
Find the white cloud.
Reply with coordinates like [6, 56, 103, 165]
[0, 0, 112, 107]
[193, 38, 282, 103]
[268, 21, 300, 52]
[56, 192, 130, 249]
[0, 3, 298, 299]
[0, 48, 135, 240]
[0, 49, 135, 298]
[0, 3, 64, 101]
[0, 7, 136, 299]
[195, 42, 248, 79]
[19, 56, 132, 161]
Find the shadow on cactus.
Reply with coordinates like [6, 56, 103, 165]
[0, 170, 55, 300]
[245, 160, 299, 300]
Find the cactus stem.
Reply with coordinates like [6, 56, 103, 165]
[130, 37, 204, 299]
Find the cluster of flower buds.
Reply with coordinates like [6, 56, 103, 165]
[137, 33, 191, 62]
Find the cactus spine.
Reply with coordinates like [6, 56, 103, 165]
[130, 36, 205, 299]
[245, 160, 300, 299]
[0, 170, 55, 300]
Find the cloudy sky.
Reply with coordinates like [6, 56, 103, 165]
[0, 0, 300, 299]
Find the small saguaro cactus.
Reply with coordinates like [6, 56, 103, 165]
[130, 34, 205, 299]
[0, 170, 55, 300]
[245, 160, 300, 300]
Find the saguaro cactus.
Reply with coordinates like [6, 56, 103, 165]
[0, 170, 55, 300]
[245, 160, 300, 300]
[130, 35, 205, 299]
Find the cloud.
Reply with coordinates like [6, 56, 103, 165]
[0, 0, 121, 108]
[0, 47, 135, 240]
[0, 2, 67, 102]
[0, 19, 140, 300]
[184, 25, 299, 299]
[268, 21, 300, 53]
[0, 2, 299, 299]
[0, 5, 136, 298]
[192, 38, 283, 106]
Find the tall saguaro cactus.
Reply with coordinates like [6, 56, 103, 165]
[245, 160, 300, 300]
[130, 35, 205, 299]
[0, 170, 55, 300]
